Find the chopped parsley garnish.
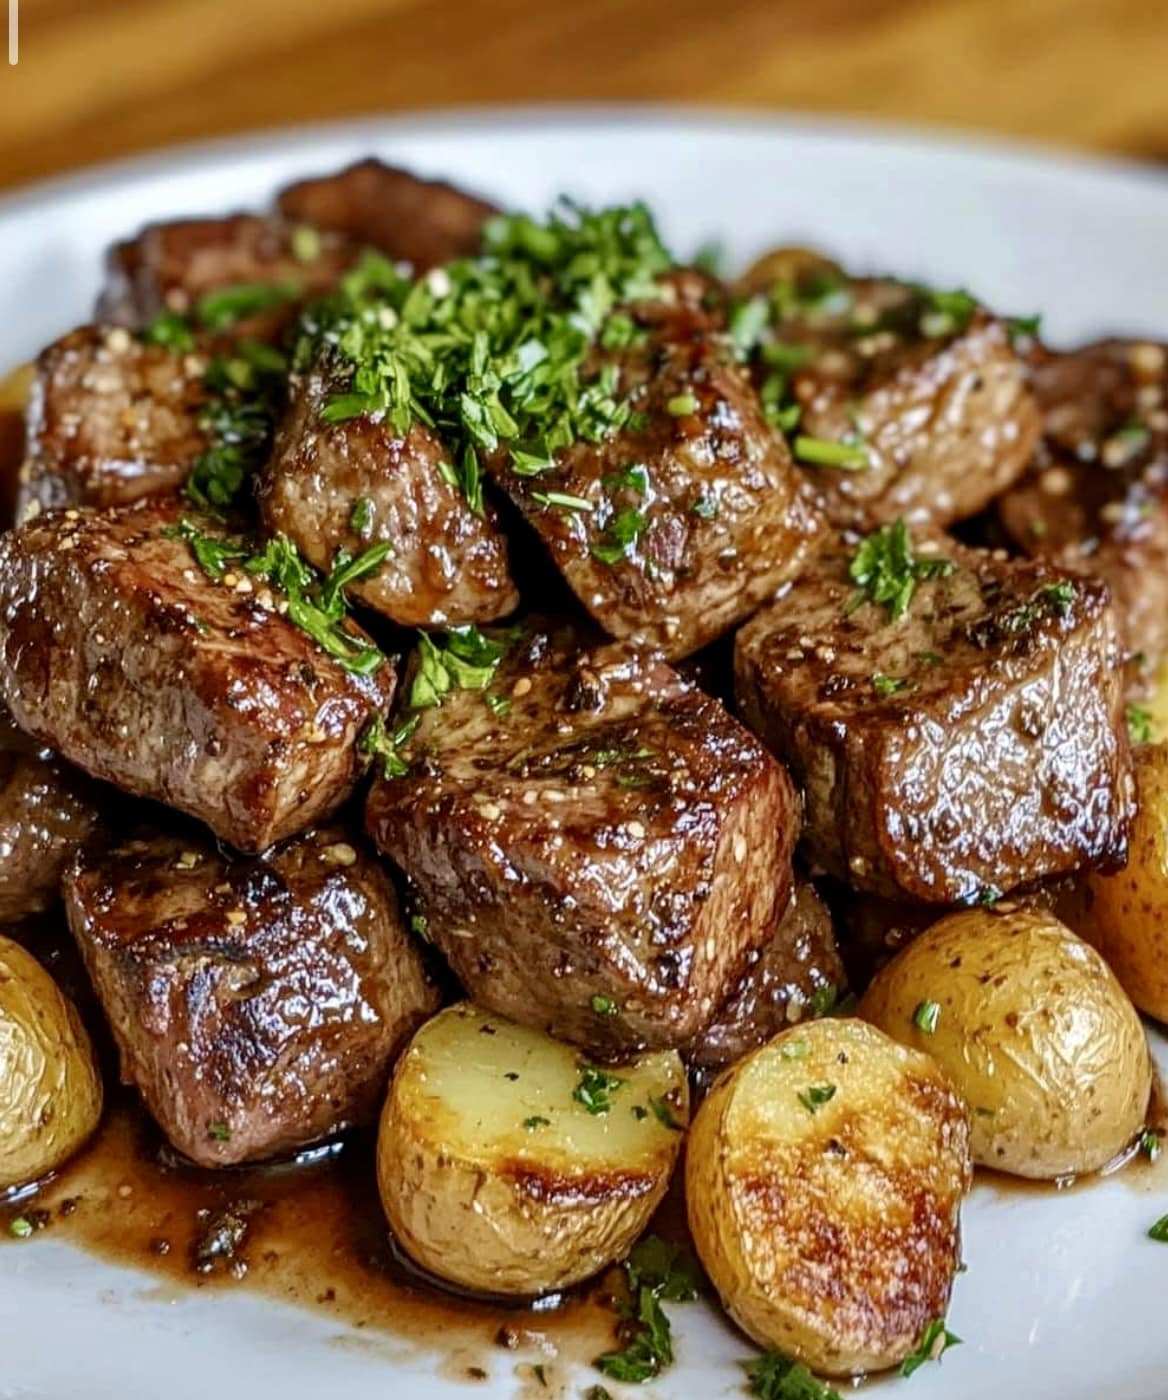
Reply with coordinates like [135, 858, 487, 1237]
[409, 913, 429, 940]
[1127, 704, 1154, 745]
[409, 625, 513, 708]
[360, 713, 422, 779]
[185, 341, 288, 510]
[794, 435, 868, 471]
[649, 1096, 684, 1131]
[1148, 1214, 1168, 1242]
[690, 493, 719, 519]
[167, 521, 387, 676]
[1140, 1129, 1161, 1162]
[594, 1236, 700, 1384]
[848, 520, 954, 621]
[591, 994, 619, 1016]
[197, 280, 301, 332]
[350, 496, 375, 536]
[8, 1217, 33, 1239]
[484, 692, 512, 717]
[523, 1116, 551, 1130]
[531, 488, 594, 512]
[797, 1083, 837, 1114]
[744, 1350, 842, 1400]
[573, 1066, 627, 1115]
[900, 1318, 962, 1377]
[916, 285, 977, 338]
[143, 309, 196, 351]
[592, 507, 648, 565]
[808, 983, 840, 1018]
[873, 673, 910, 697]
[729, 295, 771, 361]
[1008, 313, 1043, 343]
[602, 463, 650, 495]
[913, 1000, 941, 1034]
[296, 202, 671, 511]
[208, 1122, 231, 1142]
[982, 579, 1078, 641]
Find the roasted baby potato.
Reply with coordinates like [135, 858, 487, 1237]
[1075, 743, 1168, 1022]
[686, 1018, 970, 1377]
[860, 908, 1151, 1178]
[377, 1002, 689, 1296]
[0, 935, 103, 1190]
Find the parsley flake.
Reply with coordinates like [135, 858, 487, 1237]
[901, 1318, 962, 1377]
[1127, 704, 1154, 745]
[744, 1350, 842, 1400]
[913, 1000, 941, 1034]
[797, 1083, 837, 1114]
[849, 520, 954, 621]
[573, 1066, 627, 1115]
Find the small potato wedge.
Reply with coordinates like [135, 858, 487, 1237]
[686, 1018, 970, 1377]
[861, 908, 1151, 1178]
[377, 1002, 688, 1296]
[1076, 743, 1168, 1022]
[0, 934, 103, 1190]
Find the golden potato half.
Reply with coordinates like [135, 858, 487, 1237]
[861, 908, 1151, 1179]
[1078, 743, 1168, 1022]
[377, 1002, 688, 1296]
[686, 1018, 970, 1377]
[0, 935, 103, 1190]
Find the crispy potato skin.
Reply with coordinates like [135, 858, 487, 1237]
[1076, 744, 1168, 1021]
[686, 1018, 970, 1377]
[0, 935, 103, 1190]
[377, 1002, 688, 1296]
[860, 908, 1151, 1178]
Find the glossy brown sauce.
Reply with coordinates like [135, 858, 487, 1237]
[0, 1090, 621, 1391]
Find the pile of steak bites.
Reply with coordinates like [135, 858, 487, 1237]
[0, 159, 1156, 1166]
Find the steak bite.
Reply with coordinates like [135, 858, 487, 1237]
[997, 339, 1168, 690]
[487, 287, 823, 660]
[277, 159, 497, 272]
[97, 214, 356, 338]
[260, 348, 519, 627]
[366, 622, 800, 1056]
[738, 252, 1040, 530]
[17, 325, 212, 520]
[0, 707, 103, 922]
[0, 499, 394, 852]
[684, 879, 844, 1073]
[735, 523, 1133, 904]
[64, 827, 439, 1167]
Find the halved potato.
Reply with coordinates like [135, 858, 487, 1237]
[377, 1001, 688, 1296]
[1, 935, 103, 1190]
[860, 908, 1151, 1178]
[686, 1018, 970, 1377]
[1074, 743, 1168, 1022]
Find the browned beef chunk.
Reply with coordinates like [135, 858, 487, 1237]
[0, 707, 103, 922]
[487, 286, 823, 660]
[997, 339, 1168, 691]
[735, 527, 1133, 904]
[739, 253, 1039, 530]
[277, 160, 497, 272]
[65, 827, 439, 1166]
[0, 364, 30, 531]
[684, 880, 843, 1072]
[366, 621, 799, 1055]
[97, 215, 356, 338]
[17, 326, 211, 520]
[0, 499, 393, 852]
[260, 349, 519, 627]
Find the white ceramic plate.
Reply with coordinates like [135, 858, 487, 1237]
[2, 108, 1167, 1400]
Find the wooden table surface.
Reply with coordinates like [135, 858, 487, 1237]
[0, 0, 1165, 194]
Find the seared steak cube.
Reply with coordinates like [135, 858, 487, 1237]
[0, 499, 393, 852]
[487, 289, 822, 659]
[997, 339, 1168, 690]
[366, 621, 799, 1055]
[260, 350, 519, 627]
[735, 524, 1133, 903]
[97, 215, 356, 338]
[684, 879, 843, 1073]
[277, 159, 496, 272]
[65, 827, 439, 1166]
[18, 325, 211, 520]
[0, 707, 103, 922]
[739, 253, 1039, 530]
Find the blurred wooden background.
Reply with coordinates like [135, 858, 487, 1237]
[0, 0, 1165, 192]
